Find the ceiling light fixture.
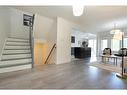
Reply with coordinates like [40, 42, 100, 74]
[72, 5, 84, 16]
[110, 23, 121, 35]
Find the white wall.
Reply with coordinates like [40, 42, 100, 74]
[34, 14, 57, 42]
[33, 14, 57, 64]
[71, 35, 83, 47]
[34, 15, 84, 65]
[0, 7, 10, 55]
[10, 8, 33, 39]
[56, 17, 82, 64]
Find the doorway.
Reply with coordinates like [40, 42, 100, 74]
[88, 39, 97, 57]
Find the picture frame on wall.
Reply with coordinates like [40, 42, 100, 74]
[71, 36, 75, 43]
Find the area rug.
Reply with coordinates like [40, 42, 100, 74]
[89, 62, 122, 73]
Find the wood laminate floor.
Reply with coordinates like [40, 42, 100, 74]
[0, 57, 127, 89]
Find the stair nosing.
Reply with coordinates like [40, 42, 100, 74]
[2, 52, 31, 55]
[0, 62, 32, 68]
[6, 40, 29, 43]
[1, 57, 32, 61]
[5, 44, 30, 46]
[8, 37, 29, 40]
[4, 48, 30, 50]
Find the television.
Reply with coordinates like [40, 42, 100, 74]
[71, 36, 75, 43]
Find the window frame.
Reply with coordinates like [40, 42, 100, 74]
[111, 39, 120, 51]
[101, 39, 108, 51]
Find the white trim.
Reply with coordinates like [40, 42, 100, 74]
[0, 64, 32, 74]
[0, 38, 7, 61]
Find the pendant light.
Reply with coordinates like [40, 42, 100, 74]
[72, 5, 84, 16]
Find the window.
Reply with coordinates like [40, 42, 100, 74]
[111, 39, 120, 51]
[123, 38, 127, 48]
[101, 39, 107, 50]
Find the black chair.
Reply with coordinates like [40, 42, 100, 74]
[103, 48, 112, 55]
[114, 48, 127, 56]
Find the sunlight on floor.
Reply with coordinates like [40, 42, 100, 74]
[90, 57, 98, 62]
[88, 66, 99, 80]
[108, 74, 125, 88]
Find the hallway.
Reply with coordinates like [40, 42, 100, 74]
[0, 57, 127, 89]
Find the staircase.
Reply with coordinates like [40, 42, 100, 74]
[0, 37, 32, 73]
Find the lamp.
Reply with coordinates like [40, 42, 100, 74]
[72, 5, 84, 16]
[111, 29, 127, 79]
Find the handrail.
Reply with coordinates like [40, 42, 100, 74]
[0, 39, 7, 61]
[29, 14, 35, 68]
[44, 44, 56, 64]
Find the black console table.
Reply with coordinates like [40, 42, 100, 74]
[74, 47, 91, 58]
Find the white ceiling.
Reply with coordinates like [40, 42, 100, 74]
[12, 6, 127, 34]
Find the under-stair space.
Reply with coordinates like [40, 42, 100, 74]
[44, 44, 56, 64]
[0, 37, 32, 73]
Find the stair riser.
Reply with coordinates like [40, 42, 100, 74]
[4, 46, 30, 49]
[1, 54, 31, 60]
[3, 50, 31, 54]
[7, 38, 29, 42]
[0, 58, 32, 66]
[6, 42, 30, 45]
[0, 64, 32, 73]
